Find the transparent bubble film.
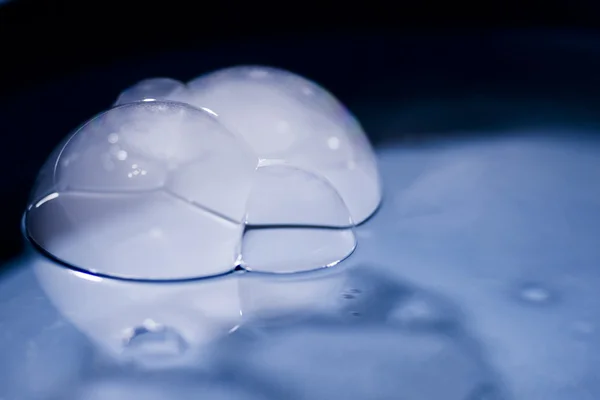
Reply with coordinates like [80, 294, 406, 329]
[25, 67, 381, 281]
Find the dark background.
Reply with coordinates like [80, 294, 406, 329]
[1, 0, 600, 267]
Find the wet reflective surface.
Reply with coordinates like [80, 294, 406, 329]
[2, 131, 600, 399]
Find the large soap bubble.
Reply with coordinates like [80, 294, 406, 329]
[25, 101, 257, 280]
[186, 66, 381, 225]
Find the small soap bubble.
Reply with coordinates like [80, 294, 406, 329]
[115, 78, 188, 105]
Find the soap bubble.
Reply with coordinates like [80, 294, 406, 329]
[245, 164, 355, 227]
[183, 66, 382, 224]
[242, 164, 356, 273]
[25, 101, 257, 281]
[115, 78, 188, 105]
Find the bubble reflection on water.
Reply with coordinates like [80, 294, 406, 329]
[23, 256, 508, 400]
[212, 266, 506, 400]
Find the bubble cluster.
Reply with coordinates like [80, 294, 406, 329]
[24, 66, 382, 281]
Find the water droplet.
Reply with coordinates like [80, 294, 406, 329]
[107, 133, 119, 144]
[116, 150, 128, 161]
[518, 283, 552, 304]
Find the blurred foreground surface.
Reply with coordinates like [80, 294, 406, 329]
[1, 131, 599, 400]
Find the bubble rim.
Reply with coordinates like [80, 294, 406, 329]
[21, 210, 359, 283]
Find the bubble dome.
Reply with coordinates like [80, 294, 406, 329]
[24, 67, 381, 281]
[115, 66, 382, 225]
